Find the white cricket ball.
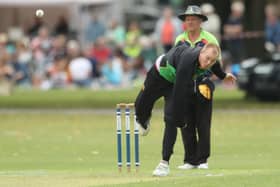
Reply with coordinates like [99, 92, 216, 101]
[35, 9, 44, 17]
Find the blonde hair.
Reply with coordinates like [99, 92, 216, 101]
[201, 43, 220, 60]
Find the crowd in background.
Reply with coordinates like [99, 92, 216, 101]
[0, 1, 279, 91]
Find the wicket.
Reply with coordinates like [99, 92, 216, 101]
[116, 103, 140, 172]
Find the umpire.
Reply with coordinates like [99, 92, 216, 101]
[175, 5, 236, 170]
[152, 5, 236, 176]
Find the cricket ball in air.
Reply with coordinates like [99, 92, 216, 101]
[35, 9, 44, 17]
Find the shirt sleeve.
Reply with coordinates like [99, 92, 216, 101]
[210, 61, 226, 80]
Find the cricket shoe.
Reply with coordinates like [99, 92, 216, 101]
[177, 163, 196, 170]
[152, 161, 170, 177]
[197, 163, 208, 169]
[137, 118, 151, 136]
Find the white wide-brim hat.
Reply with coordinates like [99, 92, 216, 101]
[178, 5, 208, 22]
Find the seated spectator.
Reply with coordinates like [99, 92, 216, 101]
[30, 26, 53, 87]
[0, 33, 8, 55]
[124, 21, 142, 59]
[90, 37, 112, 77]
[90, 37, 112, 65]
[0, 53, 14, 95]
[83, 46, 101, 79]
[0, 53, 13, 81]
[101, 56, 123, 87]
[67, 40, 92, 87]
[50, 35, 67, 58]
[46, 52, 70, 89]
[66, 40, 81, 60]
[138, 35, 157, 71]
[14, 38, 32, 87]
[106, 19, 126, 48]
[69, 57, 92, 88]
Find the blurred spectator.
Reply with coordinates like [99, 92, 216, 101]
[124, 21, 142, 59]
[90, 37, 112, 66]
[14, 38, 32, 87]
[138, 35, 157, 71]
[67, 40, 92, 87]
[66, 39, 80, 60]
[90, 37, 112, 79]
[106, 19, 126, 48]
[154, 6, 182, 53]
[0, 33, 8, 56]
[27, 16, 44, 38]
[201, 3, 221, 42]
[53, 15, 70, 36]
[83, 46, 101, 79]
[45, 52, 70, 89]
[51, 35, 67, 58]
[85, 15, 106, 46]
[265, 4, 280, 53]
[223, 1, 245, 64]
[8, 27, 24, 43]
[30, 26, 53, 87]
[101, 48, 125, 87]
[0, 53, 14, 81]
[0, 53, 13, 95]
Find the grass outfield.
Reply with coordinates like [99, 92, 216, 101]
[0, 110, 279, 187]
[0, 87, 280, 109]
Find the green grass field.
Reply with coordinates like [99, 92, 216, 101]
[0, 109, 279, 187]
[1, 87, 280, 109]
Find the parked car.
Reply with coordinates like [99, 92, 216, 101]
[237, 53, 280, 100]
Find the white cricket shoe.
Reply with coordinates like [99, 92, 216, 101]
[197, 163, 208, 169]
[152, 162, 170, 177]
[177, 163, 196, 170]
